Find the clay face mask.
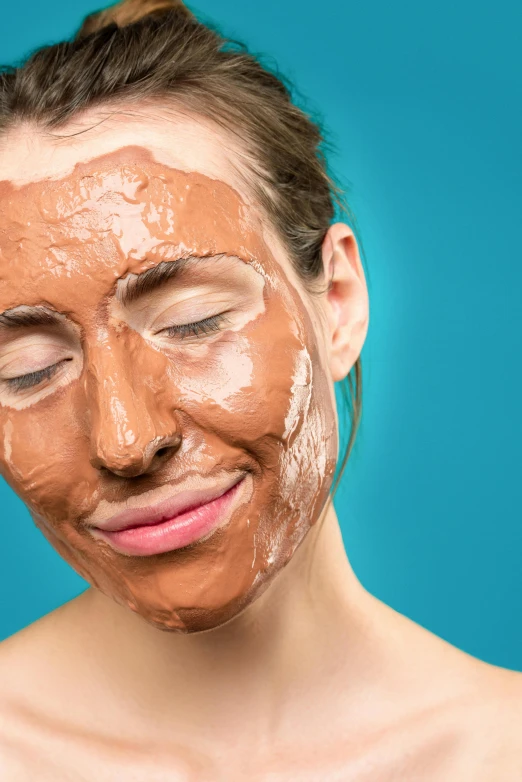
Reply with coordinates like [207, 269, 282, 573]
[0, 145, 338, 632]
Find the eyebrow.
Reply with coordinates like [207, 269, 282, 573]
[0, 307, 63, 329]
[118, 255, 224, 307]
[0, 254, 233, 326]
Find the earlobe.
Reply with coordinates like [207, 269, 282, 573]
[322, 223, 369, 382]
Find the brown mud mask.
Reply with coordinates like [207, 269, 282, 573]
[0, 146, 337, 632]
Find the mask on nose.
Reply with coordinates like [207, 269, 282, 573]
[85, 324, 182, 478]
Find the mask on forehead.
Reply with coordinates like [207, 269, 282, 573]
[0, 146, 338, 633]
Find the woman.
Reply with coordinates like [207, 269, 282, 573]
[0, 0, 519, 778]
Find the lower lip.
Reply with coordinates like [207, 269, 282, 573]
[93, 478, 245, 557]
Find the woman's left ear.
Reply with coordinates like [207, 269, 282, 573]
[321, 223, 369, 382]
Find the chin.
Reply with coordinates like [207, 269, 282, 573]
[116, 568, 277, 634]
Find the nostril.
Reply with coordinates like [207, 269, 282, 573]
[156, 447, 171, 458]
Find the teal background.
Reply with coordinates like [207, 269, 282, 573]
[0, 1, 521, 670]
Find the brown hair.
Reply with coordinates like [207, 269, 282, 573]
[0, 0, 363, 501]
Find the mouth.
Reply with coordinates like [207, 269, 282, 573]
[87, 473, 247, 557]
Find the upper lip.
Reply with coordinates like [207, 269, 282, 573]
[86, 474, 245, 533]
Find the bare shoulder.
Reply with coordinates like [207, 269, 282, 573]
[452, 662, 522, 780]
[0, 595, 91, 720]
[0, 605, 84, 782]
[0, 629, 40, 780]
[477, 662, 522, 730]
[483, 665, 522, 749]
[0, 607, 64, 695]
[0, 591, 91, 687]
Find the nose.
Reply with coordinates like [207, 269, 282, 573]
[86, 336, 182, 478]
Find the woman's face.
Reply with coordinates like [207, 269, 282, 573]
[0, 116, 338, 632]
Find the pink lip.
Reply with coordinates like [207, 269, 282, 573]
[88, 475, 246, 556]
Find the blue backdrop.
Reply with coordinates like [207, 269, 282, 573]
[0, 0, 520, 670]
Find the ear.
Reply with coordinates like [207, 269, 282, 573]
[321, 223, 369, 382]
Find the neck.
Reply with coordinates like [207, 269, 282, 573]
[74, 504, 394, 741]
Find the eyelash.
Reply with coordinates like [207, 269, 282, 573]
[3, 315, 229, 393]
[5, 362, 64, 392]
[162, 313, 230, 339]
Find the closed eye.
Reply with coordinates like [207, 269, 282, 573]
[4, 358, 72, 392]
[160, 313, 231, 339]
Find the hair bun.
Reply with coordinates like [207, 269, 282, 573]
[77, 0, 193, 38]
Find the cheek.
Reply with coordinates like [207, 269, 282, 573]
[169, 304, 308, 463]
[166, 288, 338, 528]
[0, 385, 98, 524]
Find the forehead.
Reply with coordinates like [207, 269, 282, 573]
[0, 108, 247, 190]
[0, 146, 262, 265]
[0, 115, 283, 315]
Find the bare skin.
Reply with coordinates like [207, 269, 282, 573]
[0, 109, 520, 781]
